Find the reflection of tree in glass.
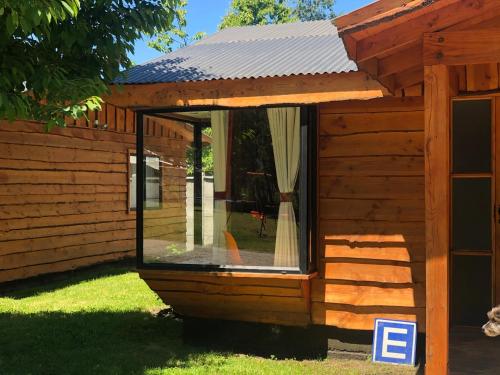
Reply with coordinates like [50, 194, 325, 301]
[201, 127, 214, 175]
[231, 109, 278, 215]
[186, 127, 213, 176]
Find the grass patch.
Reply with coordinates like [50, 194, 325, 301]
[0, 262, 416, 375]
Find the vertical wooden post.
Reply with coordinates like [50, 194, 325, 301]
[424, 64, 452, 375]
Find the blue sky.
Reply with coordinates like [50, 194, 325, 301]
[131, 0, 373, 64]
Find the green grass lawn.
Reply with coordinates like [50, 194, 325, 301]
[0, 262, 417, 375]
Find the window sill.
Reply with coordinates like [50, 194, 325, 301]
[138, 268, 318, 280]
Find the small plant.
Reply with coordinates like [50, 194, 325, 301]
[165, 244, 184, 255]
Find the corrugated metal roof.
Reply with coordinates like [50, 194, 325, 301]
[115, 20, 357, 84]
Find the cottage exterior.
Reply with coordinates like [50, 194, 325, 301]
[108, 1, 500, 372]
[2, 0, 500, 373]
[110, 20, 409, 334]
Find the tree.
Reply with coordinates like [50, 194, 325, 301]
[147, 0, 206, 53]
[219, 0, 335, 29]
[0, 0, 184, 129]
[295, 0, 335, 21]
[219, 0, 296, 29]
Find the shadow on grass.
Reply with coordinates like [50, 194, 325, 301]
[0, 260, 136, 299]
[0, 310, 223, 375]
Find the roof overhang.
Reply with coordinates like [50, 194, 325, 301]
[334, 0, 500, 94]
[106, 72, 388, 110]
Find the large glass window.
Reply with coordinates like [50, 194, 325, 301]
[137, 107, 312, 272]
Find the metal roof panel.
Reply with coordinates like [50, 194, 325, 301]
[115, 20, 357, 84]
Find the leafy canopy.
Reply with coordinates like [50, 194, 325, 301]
[0, 0, 184, 129]
[147, 0, 206, 53]
[219, 0, 335, 29]
[295, 0, 335, 21]
[219, 0, 295, 29]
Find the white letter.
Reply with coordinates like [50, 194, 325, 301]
[382, 327, 407, 360]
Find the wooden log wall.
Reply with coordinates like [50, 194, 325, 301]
[313, 96, 426, 332]
[140, 269, 313, 326]
[0, 104, 189, 283]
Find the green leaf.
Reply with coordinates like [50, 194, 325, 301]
[6, 10, 19, 36]
[19, 17, 31, 34]
[61, 1, 76, 17]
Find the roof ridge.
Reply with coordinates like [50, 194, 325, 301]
[217, 18, 333, 32]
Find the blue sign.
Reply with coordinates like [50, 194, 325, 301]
[372, 319, 417, 366]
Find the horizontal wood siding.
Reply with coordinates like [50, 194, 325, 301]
[140, 270, 313, 326]
[0, 104, 189, 283]
[314, 97, 426, 332]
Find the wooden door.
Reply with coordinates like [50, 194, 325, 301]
[450, 98, 496, 326]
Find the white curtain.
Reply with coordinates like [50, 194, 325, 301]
[267, 107, 300, 268]
[211, 110, 229, 264]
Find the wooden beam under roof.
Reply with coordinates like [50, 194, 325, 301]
[335, 0, 432, 34]
[424, 29, 500, 66]
[446, 7, 500, 32]
[355, 0, 500, 63]
[151, 112, 209, 124]
[393, 66, 424, 91]
[338, 0, 500, 92]
[106, 73, 388, 109]
[378, 42, 422, 78]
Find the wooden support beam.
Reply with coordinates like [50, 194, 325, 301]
[355, 0, 500, 63]
[334, 0, 417, 31]
[106, 73, 388, 109]
[424, 65, 453, 375]
[341, 34, 358, 61]
[358, 59, 379, 78]
[378, 42, 422, 78]
[393, 67, 424, 91]
[424, 29, 500, 66]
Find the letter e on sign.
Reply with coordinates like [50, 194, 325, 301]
[372, 319, 417, 366]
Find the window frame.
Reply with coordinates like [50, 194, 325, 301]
[135, 105, 317, 275]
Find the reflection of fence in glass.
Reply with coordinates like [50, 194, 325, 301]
[186, 175, 214, 252]
[145, 156, 161, 209]
[129, 154, 161, 210]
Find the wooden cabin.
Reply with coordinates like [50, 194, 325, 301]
[107, 2, 500, 372]
[2, 0, 500, 373]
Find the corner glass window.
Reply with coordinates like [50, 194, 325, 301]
[137, 107, 313, 273]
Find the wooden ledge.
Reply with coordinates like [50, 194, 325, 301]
[138, 268, 318, 281]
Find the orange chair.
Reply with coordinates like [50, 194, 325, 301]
[223, 231, 243, 265]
